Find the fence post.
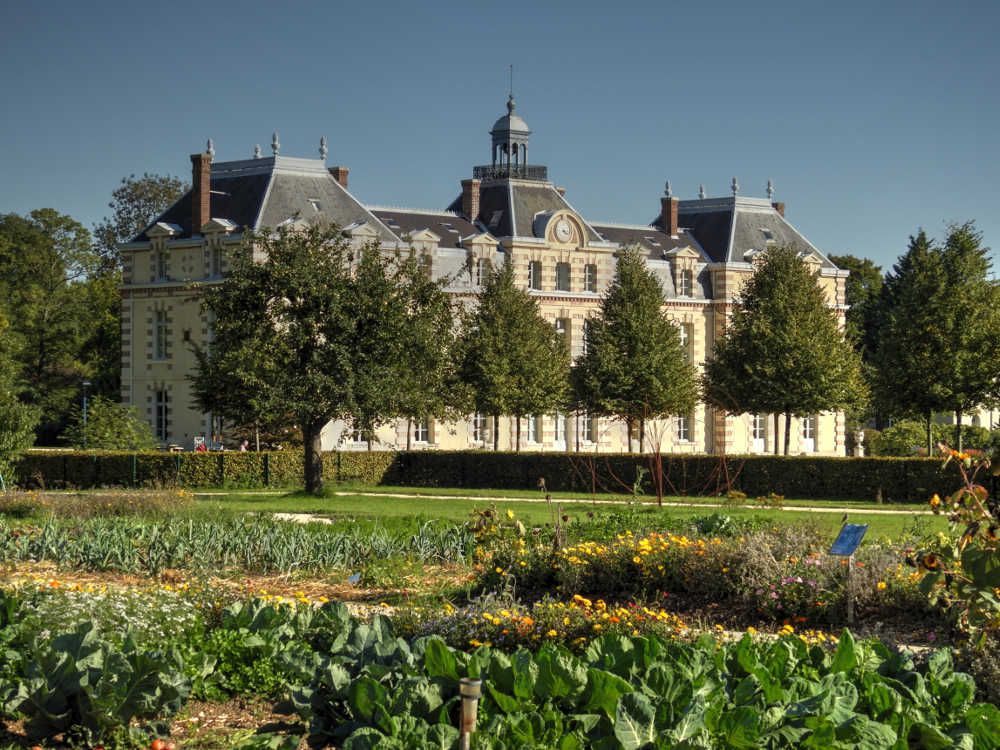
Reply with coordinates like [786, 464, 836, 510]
[263, 453, 270, 487]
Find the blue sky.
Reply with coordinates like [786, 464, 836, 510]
[2, 0, 996, 271]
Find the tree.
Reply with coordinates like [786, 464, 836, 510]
[573, 246, 698, 452]
[828, 254, 883, 362]
[873, 224, 1000, 453]
[456, 262, 570, 451]
[63, 396, 156, 451]
[0, 307, 38, 487]
[93, 173, 187, 272]
[192, 223, 357, 494]
[703, 245, 865, 455]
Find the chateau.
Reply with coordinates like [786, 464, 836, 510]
[119, 99, 849, 455]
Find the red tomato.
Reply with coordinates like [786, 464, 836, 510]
[151, 741, 166, 750]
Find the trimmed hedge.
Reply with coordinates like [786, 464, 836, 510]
[13, 449, 954, 502]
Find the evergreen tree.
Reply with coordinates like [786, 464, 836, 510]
[828, 254, 884, 362]
[573, 246, 698, 451]
[0, 306, 38, 486]
[192, 223, 357, 494]
[703, 245, 865, 455]
[456, 262, 570, 451]
[63, 396, 156, 451]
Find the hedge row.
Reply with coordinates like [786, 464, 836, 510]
[13, 449, 956, 502]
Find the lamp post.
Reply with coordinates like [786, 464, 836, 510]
[81, 380, 91, 450]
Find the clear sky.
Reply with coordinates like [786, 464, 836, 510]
[2, 0, 996, 271]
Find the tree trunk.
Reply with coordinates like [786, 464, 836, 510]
[926, 411, 933, 456]
[574, 413, 580, 453]
[254, 425, 260, 452]
[493, 414, 500, 451]
[639, 417, 646, 454]
[773, 413, 780, 455]
[625, 416, 635, 453]
[406, 418, 412, 451]
[303, 420, 324, 495]
[955, 410, 963, 453]
[783, 412, 792, 456]
[515, 416, 521, 453]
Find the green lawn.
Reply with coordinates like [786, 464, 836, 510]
[194, 487, 947, 540]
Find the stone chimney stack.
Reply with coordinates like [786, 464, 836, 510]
[772, 202, 785, 217]
[660, 195, 679, 236]
[461, 178, 481, 221]
[190, 152, 211, 235]
[329, 166, 350, 189]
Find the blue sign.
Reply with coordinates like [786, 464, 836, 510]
[829, 524, 869, 556]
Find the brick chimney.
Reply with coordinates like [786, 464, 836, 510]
[461, 178, 481, 221]
[772, 201, 785, 217]
[329, 166, 350, 189]
[190, 152, 211, 235]
[660, 195, 679, 236]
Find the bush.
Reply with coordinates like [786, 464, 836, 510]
[62, 396, 156, 451]
[872, 419, 994, 457]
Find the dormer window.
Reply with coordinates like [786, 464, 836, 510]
[475, 257, 490, 286]
[308, 199, 321, 212]
[210, 247, 223, 278]
[488, 210, 502, 228]
[679, 268, 693, 297]
[155, 249, 167, 281]
[761, 228, 774, 242]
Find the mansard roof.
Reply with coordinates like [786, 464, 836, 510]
[368, 207, 481, 250]
[589, 222, 705, 259]
[132, 156, 397, 244]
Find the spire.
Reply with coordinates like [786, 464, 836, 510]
[664, 180, 672, 198]
[253, 144, 261, 159]
[271, 131, 280, 156]
[319, 136, 328, 161]
[698, 184, 706, 200]
[767, 178, 774, 200]
[731, 177, 739, 196]
[206, 139, 215, 161]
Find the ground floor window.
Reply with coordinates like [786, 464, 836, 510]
[414, 417, 430, 444]
[802, 415, 817, 453]
[154, 390, 169, 442]
[752, 413, 766, 453]
[526, 415, 542, 443]
[553, 413, 565, 443]
[472, 413, 488, 443]
[675, 414, 691, 443]
[585, 414, 599, 443]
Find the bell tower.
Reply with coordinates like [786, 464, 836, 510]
[490, 95, 531, 174]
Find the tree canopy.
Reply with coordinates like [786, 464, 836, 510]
[702, 245, 865, 454]
[63, 396, 156, 451]
[573, 246, 698, 451]
[456, 262, 570, 450]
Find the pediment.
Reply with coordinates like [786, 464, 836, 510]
[343, 221, 378, 239]
[461, 231, 495, 248]
[663, 245, 700, 260]
[201, 218, 238, 234]
[408, 228, 442, 243]
[147, 222, 183, 238]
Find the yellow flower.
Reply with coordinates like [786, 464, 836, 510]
[633, 556, 642, 564]
[876, 581, 887, 591]
[746, 626, 757, 634]
[563, 617, 571, 626]
[506, 509, 515, 520]
[495, 567, 504, 574]
[546, 629, 558, 637]
[929, 494, 941, 509]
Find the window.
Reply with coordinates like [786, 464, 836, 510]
[155, 249, 167, 281]
[472, 413, 488, 444]
[420, 253, 432, 277]
[556, 262, 571, 291]
[414, 417, 430, 443]
[308, 198, 321, 212]
[554, 318, 568, 337]
[675, 415, 691, 443]
[154, 389, 169, 442]
[528, 260, 542, 290]
[801, 415, 817, 453]
[581, 319, 591, 356]
[677, 322, 692, 361]
[584, 263, 597, 292]
[585, 414, 599, 443]
[475, 258, 490, 286]
[154, 309, 168, 360]
[526, 415, 541, 444]
[752, 414, 766, 453]
[553, 413, 565, 443]
[679, 268, 693, 297]
[210, 247, 223, 277]
[350, 426, 364, 443]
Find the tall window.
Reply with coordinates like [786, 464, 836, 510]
[210, 247, 223, 278]
[556, 262, 571, 291]
[581, 319, 591, 356]
[679, 268, 693, 297]
[585, 414, 599, 443]
[154, 390, 169, 442]
[752, 414, 766, 453]
[553, 413, 565, 443]
[154, 309, 168, 360]
[801, 415, 817, 453]
[350, 426, 364, 443]
[675, 415, 691, 443]
[155, 249, 167, 281]
[472, 413, 488, 444]
[554, 317, 569, 337]
[528, 260, 542, 290]
[414, 417, 430, 443]
[677, 322, 692, 362]
[584, 263, 597, 292]
[526, 415, 541, 443]
[475, 258, 490, 286]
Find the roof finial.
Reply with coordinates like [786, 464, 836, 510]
[766, 178, 774, 200]
[253, 144, 261, 159]
[664, 180, 672, 198]
[206, 139, 215, 161]
[698, 184, 706, 200]
[271, 131, 280, 156]
[507, 63, 515, 114]
[731, 176, 739, 196]
[319, 136, 328, 161]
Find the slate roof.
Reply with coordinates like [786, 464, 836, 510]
[132, 157, 396, 244]
[368, 208, 482, 250]
[590, 223, 703, 258]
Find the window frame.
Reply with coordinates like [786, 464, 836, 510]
[154, 309, 168, 361]
[584, 263, 597, 292]
[528, 260, 542, 291]
[555, 261, 571, 292]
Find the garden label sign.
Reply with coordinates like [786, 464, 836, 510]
[829, 523, 869, 625]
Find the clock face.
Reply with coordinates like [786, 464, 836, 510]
[554, 218, 572, 243]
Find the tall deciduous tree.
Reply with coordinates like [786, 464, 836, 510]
[456, 262, 570, 451]
[0, 306, 38, 486]
[829, 254, 884, 361]
[573, 246, 698, 452]
[93, 173, 187, 271]
[192, 223, 356, 494]
[703, 245, 865, 455]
